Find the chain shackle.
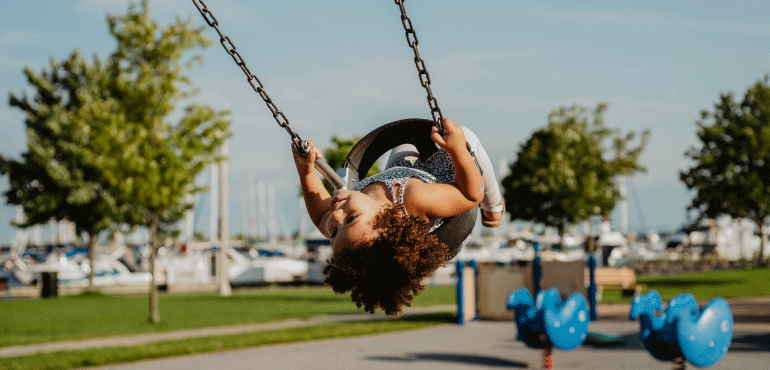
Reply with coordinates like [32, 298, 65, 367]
[394, 0, 445, 135]
[192, 0, 303, 145]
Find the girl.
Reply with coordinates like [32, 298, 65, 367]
[292, 118, 503, 315]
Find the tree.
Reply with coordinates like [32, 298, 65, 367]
[321, 135, 381, 194]
[680, 76, 770, 266]
[100, 1, 230, 323]
[2, 0, 229, 322]
[1, 51, 129, 291]
[501, 103, 649, 248]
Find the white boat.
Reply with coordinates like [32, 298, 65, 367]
[226, 247, 308, 285]
[24, 251, 152, 288]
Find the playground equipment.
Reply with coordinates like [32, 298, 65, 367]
[456, 243, 732, 369]
[630, 290, 733, 369]
[453, 242, 589, 323]
[507, 287, 589, 369]
[505, 241, 588, 369]
[456, 260, 478, 325]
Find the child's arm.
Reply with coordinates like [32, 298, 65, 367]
[404, 118, 484, 219]
[432, 119, 484, 205]
[292, 142, 332, 230]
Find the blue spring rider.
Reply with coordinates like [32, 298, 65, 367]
[507, 287, 589, 369]
[630, 290, 733, 368]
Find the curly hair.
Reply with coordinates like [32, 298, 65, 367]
[322, 204, 449, 316]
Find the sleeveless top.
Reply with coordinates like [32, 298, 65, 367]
[352, 149, 468, 260]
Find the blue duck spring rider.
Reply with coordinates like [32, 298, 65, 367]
[630, 290, 733, 368]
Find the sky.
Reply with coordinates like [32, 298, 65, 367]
[1, 0, 769, 244]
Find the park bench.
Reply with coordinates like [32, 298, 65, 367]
[584, 267, 645, 301]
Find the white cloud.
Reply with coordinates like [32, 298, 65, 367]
[450, 48, 552, 62]
[0, 31, 42, 45]
[551, 10, 770, 38]
[73, 0, 254, 25]
[73, 0, 127, 19]
[191, 0, 256, 26]
[0, 56, 31, 69]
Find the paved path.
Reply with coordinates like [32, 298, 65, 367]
[3, 298, 768, 369]
[86, 320, 769, 370]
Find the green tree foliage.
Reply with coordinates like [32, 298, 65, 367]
[101, 0, 230, 323]
[321, 135, 380, 194]
[501, 103, 649, 247]
[1, 0, 229, 323]
[1, 51, 129, 291]
[680, 76, 770, 265]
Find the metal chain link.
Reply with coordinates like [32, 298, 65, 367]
[191, 0, 305, 150]
[394, 0, 445, 134]
[194, 0, 445, 142]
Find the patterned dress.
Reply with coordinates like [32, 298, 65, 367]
[353, 149, 467, 260]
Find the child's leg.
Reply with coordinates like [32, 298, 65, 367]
[385, 144, 420, 169]
[460, 126, 503, 213]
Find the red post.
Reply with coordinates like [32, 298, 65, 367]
[539, 334, 554, 370]
[672, 356, 686, 370]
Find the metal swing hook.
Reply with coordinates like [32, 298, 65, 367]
[297, 140, 347, 190]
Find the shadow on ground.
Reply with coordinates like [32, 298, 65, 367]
[730, 332, 770, 352]
[366, 353, 527, 368]
[581, 330, 770, 353]
[580, 331, 645, 351]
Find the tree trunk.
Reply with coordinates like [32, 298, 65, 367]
[757, 217, 767, 267]
[558, 221, 567, 250]
[87, 231, 96, 292]
[148, 215, 160, 324]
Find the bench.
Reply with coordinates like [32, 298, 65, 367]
[584, 267, 645, 300]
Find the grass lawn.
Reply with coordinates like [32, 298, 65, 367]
[3, 266, 766, 358]
[599, 266, 770, 304]
[0, 312, 455, 370]
[0, 285, 456, 348]
[637, 266, 770, 300]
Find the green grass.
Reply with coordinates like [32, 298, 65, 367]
[0, 312, 454, 370]
[598, 266, 770, 304]
[637, 266, 770, 301]
[0, 285, 456, 348]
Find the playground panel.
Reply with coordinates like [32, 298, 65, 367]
[473, 261, 587, 320]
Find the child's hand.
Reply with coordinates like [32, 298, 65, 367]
[292, 141, 323, 176]
[431, 118, 467, 155]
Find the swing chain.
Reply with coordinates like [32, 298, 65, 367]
[192, 0, 305, 150]
[394, 0, 445, 135]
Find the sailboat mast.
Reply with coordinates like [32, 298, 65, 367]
[619, 176, 629, 234]
[217, 105, 232, 296]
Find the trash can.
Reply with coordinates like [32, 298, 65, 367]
[0, 277, 7, 301]
[41, 271, 58, 298]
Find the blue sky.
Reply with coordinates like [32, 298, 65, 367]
[1, 0, 769, 243]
